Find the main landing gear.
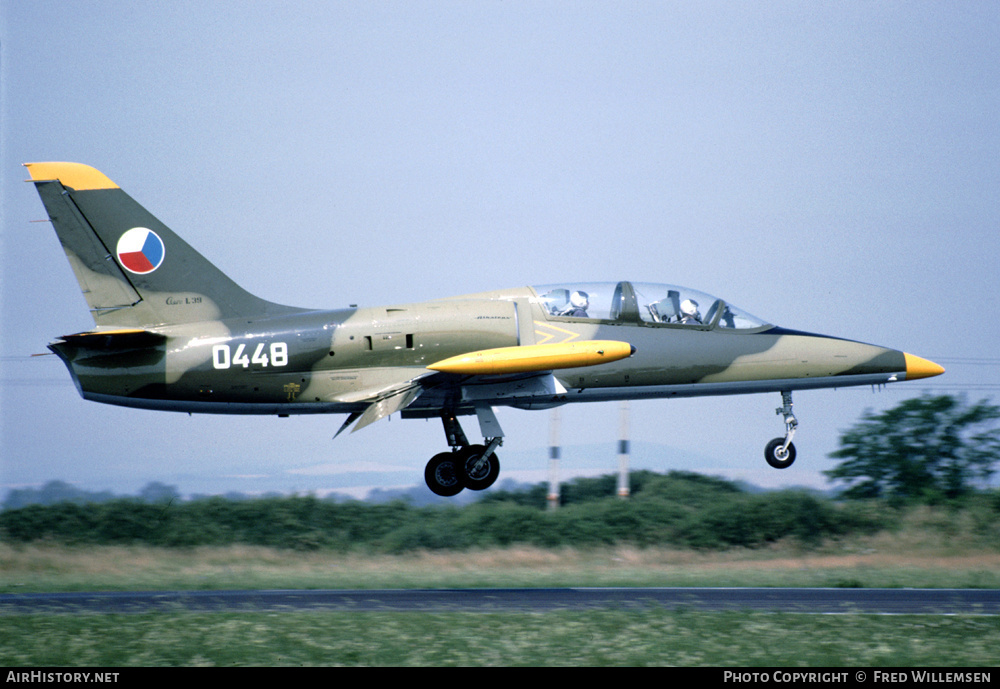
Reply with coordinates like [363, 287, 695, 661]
[765, 390, 797, 469]
[424, 409, 503, 497]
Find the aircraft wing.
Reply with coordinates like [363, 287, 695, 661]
[330, 368, 436, 435]
[335, 340, 635, 435]
[421, 339, 635, 409]
[346, 383, 426, 433]
[334, 368, 555, 436]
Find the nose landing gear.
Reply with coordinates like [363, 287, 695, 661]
[425, 408, 502, 497]
[765, 390, 797, 469]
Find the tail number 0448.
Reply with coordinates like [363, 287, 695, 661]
[213, 342, 288, 369]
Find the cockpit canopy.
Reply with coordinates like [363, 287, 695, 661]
[533, 281, 770, 330]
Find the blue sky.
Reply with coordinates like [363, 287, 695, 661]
[2, 2, 998, 499]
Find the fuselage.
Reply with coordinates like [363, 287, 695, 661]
[49, 281, 931, 418]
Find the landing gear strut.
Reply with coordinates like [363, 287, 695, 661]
[424, 408, 502, 496]
[765, 390, 797, 469]
[457, 441, 501, 491]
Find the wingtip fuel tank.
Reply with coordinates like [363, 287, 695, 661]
[428, 340, 636, 375]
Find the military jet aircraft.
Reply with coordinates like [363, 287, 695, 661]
[25, 162, 944, 496]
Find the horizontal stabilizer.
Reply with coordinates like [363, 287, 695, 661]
[55, 328, 166, 350]
[427, 340, 635, 375]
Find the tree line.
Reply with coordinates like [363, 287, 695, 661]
[0, 471, 879, 551]
[3, 470, 998, 552]
[2, 395, 998, 552]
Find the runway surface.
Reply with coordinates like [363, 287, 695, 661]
[2, 588, 998, 615]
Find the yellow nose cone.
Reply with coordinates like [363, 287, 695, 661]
[904, 353, 945, 380]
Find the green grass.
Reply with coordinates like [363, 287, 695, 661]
[2, 534, 998, 666]
[2, 610, 998, 666]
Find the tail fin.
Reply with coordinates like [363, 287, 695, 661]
[25, 162, 302, 328]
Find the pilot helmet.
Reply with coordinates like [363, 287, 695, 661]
[570, 291, 589, 307]
[680, 299, 700, 316]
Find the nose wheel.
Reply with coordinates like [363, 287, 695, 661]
[765, 390, 797, 469]
[764, 437, 796, 469]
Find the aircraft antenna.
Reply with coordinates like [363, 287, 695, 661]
[548, 408, 561, 510]
[617, 401, 630, 499]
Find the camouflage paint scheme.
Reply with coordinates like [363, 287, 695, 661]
[25, 162, 944, 496]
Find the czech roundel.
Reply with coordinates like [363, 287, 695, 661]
[116, 227, 164, 274]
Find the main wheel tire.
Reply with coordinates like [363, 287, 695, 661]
[457, 444, 500, 491]
[764, 438, 796, 469]
[425, 452, 464, 497]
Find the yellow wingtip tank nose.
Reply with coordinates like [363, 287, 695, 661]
[904, 352, 945, 380]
